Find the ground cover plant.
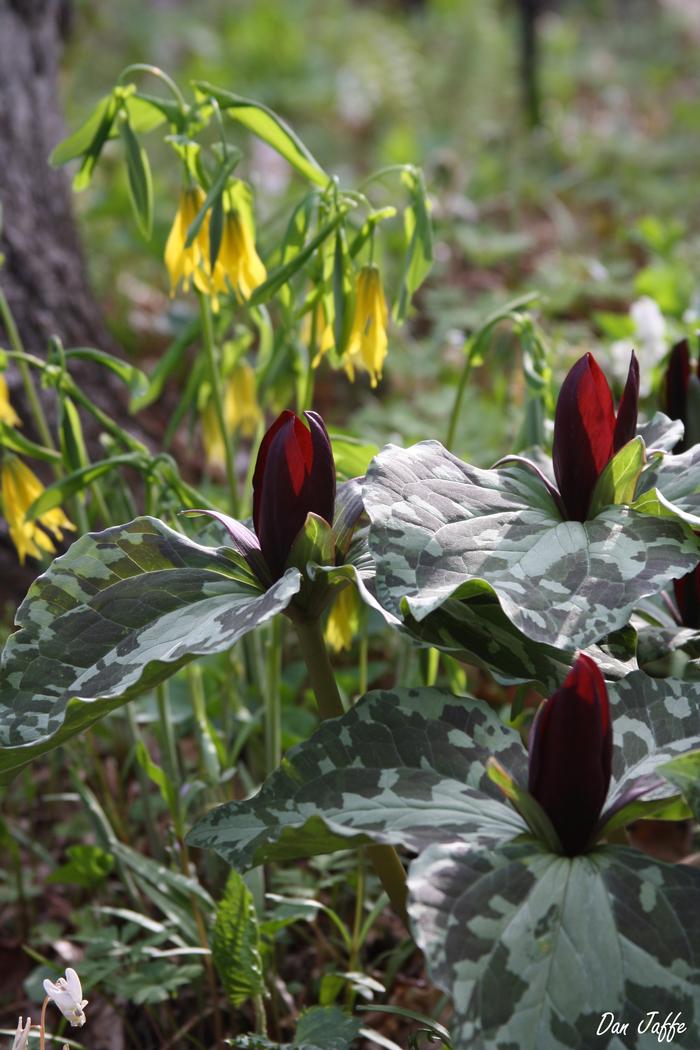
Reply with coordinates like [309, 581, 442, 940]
[1, 3, 700, 1049]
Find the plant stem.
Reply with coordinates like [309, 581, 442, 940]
[0, 286, 55, 449]
[198, 293, 240, 516]
[156, 682, 182, 831]
[293, 617, 409, 921]
[39, 996, 49, 1050]
[445, 342, 474, 451]
[265, 617, 283, 773]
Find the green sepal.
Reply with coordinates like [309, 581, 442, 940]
[588, 435, 645, 517]
[487, 758, 562, 853]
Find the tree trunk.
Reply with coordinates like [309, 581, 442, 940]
[0, 0, 128, 602]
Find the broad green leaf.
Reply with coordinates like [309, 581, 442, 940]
[364, 441, 700, 649]
[120, 118, 154, 238]
[49, 94, 115, 167]
[195, 82, 330, 187]
[329, 435, 379, 481]
[637, 412, 684, 452]
[24, 454, 145, 520]
[636, 624, 700, 680]
[229, 1006, 361, 1050]
[48, 844, 114, 889]
[409, 841, 700, 1050]
[0, 422, 62, 463]
[588, 436, 645, 518]
[0, 517, 301, 783]
[212, 870, 264, 1008]
[659, 749, 700, 821]
[187, 688, 528, 868]
[62, 347, 149, 407]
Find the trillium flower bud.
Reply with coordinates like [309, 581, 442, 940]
[663, 337, 700, 453]
[674, 569, 700, 630]
[527, 654, 612, 856]
[252, 410, 336, 580]
[553, 351, 639, 521]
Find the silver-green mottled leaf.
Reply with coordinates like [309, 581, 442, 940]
[401, 597, 636, 692]
[636, 625, 700, 680]
[607, 671, 700, 809]
[364, 440, 700, 649]
[409, 841, 700, 1050]
[636, 444, 700, 528]
[187, 688, 527, 867]
[0, 517, 300, 783]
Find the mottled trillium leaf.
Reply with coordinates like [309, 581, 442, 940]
[0, 517, 301, 784]
[605, 671, 700, 811]
[400, 596, 636, 693]
[636, 411, 685, 452]
[636, 625, 700, 680]
[635, 444, 700, 529]
[408, 841, 700, 1050]
[187, 688, 528, 868]
[364, 440, 700, 649]
[659, 749, 700, 822]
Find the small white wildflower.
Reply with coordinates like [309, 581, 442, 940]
[43, 967, 87, 1027]
[10, 1016, 32, 1050]
[630, 296, 666, 360]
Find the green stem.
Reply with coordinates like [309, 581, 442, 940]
[265, 617, 283, 774]
[445, 344, 474, 451]
[0, 286, 55, 449]
[346, 848, 366, 1007]
[293, 617, 409, 922]
[156, 683, 183, 833]
[118, 63, 188, 113]
[125, 705, 162, 859]
[199, 293, 240, 516]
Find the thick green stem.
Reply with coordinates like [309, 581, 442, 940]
[265, 617, 283, 774]
[0, 286, 55, 449]
[294, 617, 409, 922]
[199, 293, 240, 516]
[445, 346, 473, 452]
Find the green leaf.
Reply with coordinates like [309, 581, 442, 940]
[329, 435, 379, 481]
[62, 347, 150, 408]
[249, 211, 349, 307]
[0, 422, 62, 463]
[59, 396, 89, 473]
[409, 841, 700, 1050]
[296, 1006, 363, 1049]
[120, 118, 154, 238]
[49, 94, 115, 167]
[365, 441, 700, 649]
[212, 870, 264, 1008]
[487, 758, 561, 852]
[187, 688, 528, 868]
[588, 436, 645, 518]
[0, 517, 302, 783]
[135, 740, 178, 813]
[659, 749, 700, 822]
[635, 443, 700, 529]
[24, 454, 145, 520]
[195, 83, 330, 187]
[395, 168, 433, 322]
[184, 150, 241, 249]
[48, 844, 114, 889]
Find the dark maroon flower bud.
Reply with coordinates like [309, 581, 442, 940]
[528, 654, 612, 856]
[253, 410, 336, 580]
[553, 351, 639, 521]
[663, 338, 700, 453]
[674, 567, 700, 630]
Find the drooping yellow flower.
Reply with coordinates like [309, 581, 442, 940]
[304, 301, 335, 368]
[325, 584, 361, 653]
[202, 361, 262, 466]
[211, 209, 267, 302]
[1, 456, 75, 564]
[344, 265, 389, 388]
[0, 374, 21, 427]
[164, 187, 209, 295]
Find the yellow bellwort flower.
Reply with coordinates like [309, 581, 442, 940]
[164, 187, 209, 295]
[1, 456, 75, 564]
[345, 265, 388, 388]
[0, 374, 21, 427]
[325, 584, 361, 653]
[304, 301, 335, 368]
[212, 209, 267, 302]
[202, 361, 262, 467]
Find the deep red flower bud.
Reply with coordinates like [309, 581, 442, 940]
[674, 567, 700, 630]
[252, 410, 336, 580]
[663, 338, 698, 453]
[528, 654, 612, 856]
[553, 351, 639, 521]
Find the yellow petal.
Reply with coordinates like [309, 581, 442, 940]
[201, 399, 226, 467]
[223, 362, 262, 438]
[345, 266, 389, 386]
[325, 585, 361, 652]
[0, 375, 21, 427]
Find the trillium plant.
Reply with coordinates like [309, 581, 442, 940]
[2, 62, 700, 1050]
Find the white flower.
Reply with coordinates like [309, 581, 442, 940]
[10, 1017, 32, 1050]
[43, 967, 87, 1027]
[630, 295, 666, 359]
